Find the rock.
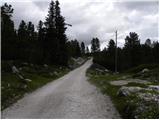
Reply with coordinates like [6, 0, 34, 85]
[138, 92, 159, 102]
[54, 71, 58, 76]
[44, 64, 48, 68]
[18, 74, 24, 80]
[7, 83, 10, 87]
[141, 68, 149, 73]
[12, 66, 19, 74]
[147, 85, 159, 91]
[110, 80, 129, 86]
[129, 78, 150, 84]
[24, 79, 32, 82]
[22, 62, 28, 66]
[19, 67, 22, 71]
[110, 79, 150, 86]
[117, 86, 143, 97]
[95, 68, 105, 74]
[105, 69, 109, 72]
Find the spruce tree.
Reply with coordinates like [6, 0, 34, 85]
[55, 0, 68, 65]
[1, 3, 16, 60]
[44, 0, 58, 64]
[81, 42, 85, 55]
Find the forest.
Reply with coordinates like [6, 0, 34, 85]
[1, 1, 159, 71]
[2, 1, 89, 66]
[91, 34, 159, 72]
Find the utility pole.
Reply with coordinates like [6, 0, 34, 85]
[115, 30, 118, 73]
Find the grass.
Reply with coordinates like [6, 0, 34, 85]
[87, 63, 159, 119]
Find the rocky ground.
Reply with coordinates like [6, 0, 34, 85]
[87, 63, 159, 119]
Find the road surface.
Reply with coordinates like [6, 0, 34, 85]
[2, 59, 120, 119]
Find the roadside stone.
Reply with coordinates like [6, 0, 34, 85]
[19, 67, 22, 71]
[117, 86, 143, 97]
[141, 68, 149, 73]
[137, 92, 159, 102]
[22, 62, 28, 66]
[110, 79, 150, 86]
[110, 80, 129, 86]
[24, 79, 32, 82]
[44, 64, 48, 68]
[147, 85, 159, 91]
[18, 74, 24, 80]
[54, 71, 58, 76]
[12, 66, 19, 74]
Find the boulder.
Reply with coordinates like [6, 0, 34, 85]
[22, 62, 28, 66]
[54, 71, 58, 76]
[110, 80, 129, 86]
[18, 74, 24, 80]
[141, 68, 149, 73]
[117, 86, 143, 97]
[12, 66, 19, 74]
[147, 85, 159, 91]
[44, 64, 48, 68]
[95, 68, 105, 74]
[24, 79, 32, 82]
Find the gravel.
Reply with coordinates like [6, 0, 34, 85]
[2, 59, 120, 119]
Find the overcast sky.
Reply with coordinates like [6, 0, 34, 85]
[2, 0, 159, 49]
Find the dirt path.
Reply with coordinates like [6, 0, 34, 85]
[2, 59, 120, 119]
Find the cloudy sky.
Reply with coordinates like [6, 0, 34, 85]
[2, 0, 159, 49]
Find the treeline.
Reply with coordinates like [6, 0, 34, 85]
[1, 1, 88, 66]
[91, 32, 159, 72]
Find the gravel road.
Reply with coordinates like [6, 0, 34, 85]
[2, 59, 120, 119]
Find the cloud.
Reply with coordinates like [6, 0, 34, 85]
[2, 0, 159, 49]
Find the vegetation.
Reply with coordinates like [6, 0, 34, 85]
[92, 32, 159, 72]
[87, 63, 159, 119]
[1, 1, 86, 66]
[1, 60, 70, 110]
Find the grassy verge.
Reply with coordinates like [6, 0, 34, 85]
[87, 64, 159, 119]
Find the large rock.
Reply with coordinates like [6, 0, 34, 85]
[147, 85, 159, 91]
[110, 80, 129, 86]
[141, 68, 149, 73]
[110, 79, 150, 86]
[117, 86, 143, 97]
[44, 64, 48, 68]
[12, 66, 19, 74]
[24, 79, 32, 82]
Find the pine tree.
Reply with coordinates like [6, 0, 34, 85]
[17, 20, 29, 61]
[1, 3, 16, 60]
[91, 37, 100, 53]
[86, 47, 90, 54]
[124, 32, 141, 68]
[81, 42, 85, 55]
[44, 0, 58, 64]
[55, 0, 68, 65]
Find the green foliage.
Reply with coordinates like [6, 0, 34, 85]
[81, 42, 85, 55]
[66, 39, 81, 58]
[1, 1, 71, 66]
[91, 37, 100, 53]
[125, 64, 158, 73]
[87, 66, 159, 119]
[93, 32, 159, 72]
